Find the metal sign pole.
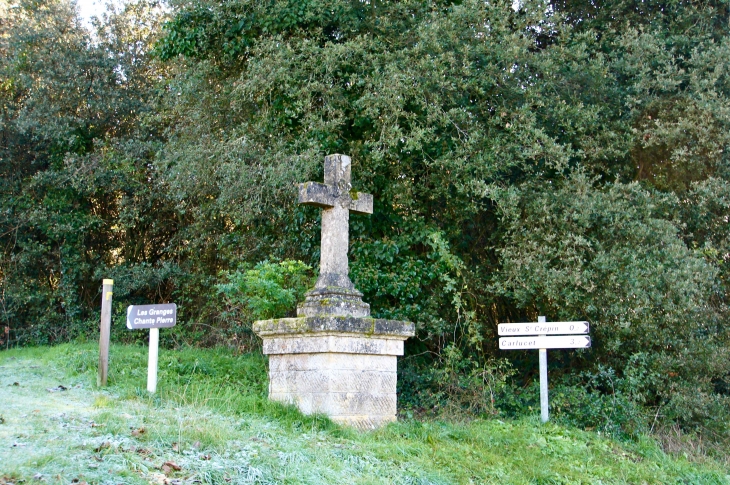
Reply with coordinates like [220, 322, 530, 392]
[538, 316, 549, 423]
[147, 328, 159, 393]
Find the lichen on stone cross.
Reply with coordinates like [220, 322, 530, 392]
[297, 154, 373, 317]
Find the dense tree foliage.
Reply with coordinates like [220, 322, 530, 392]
[0, 0, 171, 343]
[1, 0, 728, 439]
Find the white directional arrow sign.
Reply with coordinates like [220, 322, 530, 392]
[498, 316, 592, 424]
[499, 335, 591, 350]
[498, 321, 589, 336]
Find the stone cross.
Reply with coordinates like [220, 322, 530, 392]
[253, 152, 414, 429]
[298, 154, 373, 294]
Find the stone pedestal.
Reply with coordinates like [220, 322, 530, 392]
[253, 316, 414, 429]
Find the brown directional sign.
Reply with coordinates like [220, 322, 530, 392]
[127, 304, 177, 329]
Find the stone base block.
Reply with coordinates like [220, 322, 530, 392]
[270, 369, 397, 394]
[253, 315, 414, 430]
[269, 353, 396, 373]
[270, 389, 396, 416]
[267, 353, 398, 429]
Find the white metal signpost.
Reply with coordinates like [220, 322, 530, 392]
[499, 316, 591, 423]
[127, 303, 177, 393]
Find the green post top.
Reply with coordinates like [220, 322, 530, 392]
[103, 279, 114, 285]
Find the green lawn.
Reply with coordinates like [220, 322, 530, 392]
[0, 343, 728, 484]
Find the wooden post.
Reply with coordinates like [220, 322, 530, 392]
[98, 279, 113, 387]
[538, 315, 549, 423]
[147, 328, 159, 393]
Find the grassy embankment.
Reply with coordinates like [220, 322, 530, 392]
[1, 343, 728, 484]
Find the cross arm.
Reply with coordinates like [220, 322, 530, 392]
[349, 192, 373, 215]
[299, 182, 335, 208]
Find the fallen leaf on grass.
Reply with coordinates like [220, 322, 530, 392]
[199, 454, 211, 460]
[161, 461, 182, 472]
[131, 427, 146, 437]
[171, 442, 179, 452]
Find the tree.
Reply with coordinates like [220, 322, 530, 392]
[153, 0, 729, 434]
[0, 0, 171, 342]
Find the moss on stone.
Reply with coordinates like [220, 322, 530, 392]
[253, 316, 413, 337]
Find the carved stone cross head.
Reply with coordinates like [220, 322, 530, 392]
[297, 154, 373, 317]
[299, 154, 373, 214]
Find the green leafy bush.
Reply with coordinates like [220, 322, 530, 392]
[550, 365, 652, 438]
[399, 344, 517, 419]
[217, 259, 313, 321]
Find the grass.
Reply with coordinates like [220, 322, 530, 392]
[0, 343, 728, 484]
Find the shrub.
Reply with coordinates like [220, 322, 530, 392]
[215, 259, 314, 350]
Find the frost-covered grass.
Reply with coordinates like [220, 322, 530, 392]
[1, 343, 729, 484]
